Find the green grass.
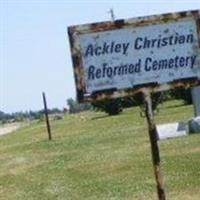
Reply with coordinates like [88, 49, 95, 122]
[0, 100, 200, 200]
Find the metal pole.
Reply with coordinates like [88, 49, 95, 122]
[42, 92, 52, 140]
[143, 91, 166, 200]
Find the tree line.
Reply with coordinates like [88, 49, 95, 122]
[0, 108, 63, 124]
[67, 88, 192, 115]
[1, 88, 192, 124]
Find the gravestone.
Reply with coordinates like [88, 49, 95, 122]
[191, 86, 200, 117]
[188, 116, 200, 133]
[157, 122, 188, 140]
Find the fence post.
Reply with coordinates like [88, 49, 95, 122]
[42, 92, 52, 140]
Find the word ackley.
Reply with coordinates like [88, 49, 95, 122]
[84, 42, 130, 57]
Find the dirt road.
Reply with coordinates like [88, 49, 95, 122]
[0, 123, 22, 136]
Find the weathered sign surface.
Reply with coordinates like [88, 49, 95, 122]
[68, 10, 200, 102]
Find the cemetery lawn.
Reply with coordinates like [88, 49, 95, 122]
[0, 100, 200, 200]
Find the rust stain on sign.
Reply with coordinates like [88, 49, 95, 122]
[68, 10, 200, 102]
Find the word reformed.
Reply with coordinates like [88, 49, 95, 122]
[84, 33, 194, 57]
[87, 55, 196, 80]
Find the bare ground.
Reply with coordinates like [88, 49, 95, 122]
[0, 123, 22, 136]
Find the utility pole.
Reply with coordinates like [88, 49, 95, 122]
[108, 8, 115, 21]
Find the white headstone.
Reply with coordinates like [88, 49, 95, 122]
[157, 122, 188, 140]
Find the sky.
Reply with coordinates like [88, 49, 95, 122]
[0, 0, 200, 113]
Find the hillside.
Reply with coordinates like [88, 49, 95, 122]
[0, 100, 200, 200]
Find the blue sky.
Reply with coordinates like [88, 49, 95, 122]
[1, 0, 199, 113]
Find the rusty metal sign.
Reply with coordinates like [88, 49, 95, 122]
[68, 10, 200, 102]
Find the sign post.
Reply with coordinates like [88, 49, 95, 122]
[143, 91, 166, 200]
[68, 10, 200, 200]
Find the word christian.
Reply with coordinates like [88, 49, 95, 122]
[84, 33, 197, 80]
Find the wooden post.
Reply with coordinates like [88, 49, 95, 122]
[42, 92, 52, 140]
[143, 91, 166, 200]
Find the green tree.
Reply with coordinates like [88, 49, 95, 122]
[67, 98, 92, 113]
